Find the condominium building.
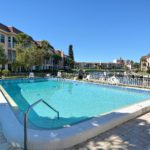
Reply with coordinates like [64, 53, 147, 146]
[113, 58, 132, 70]
[140, 54, 150, 71]
[75, 62, 124, 70]
[0, 23, 68, 71]
[0, 23, 21, 70]
[75, 58, 132, 70]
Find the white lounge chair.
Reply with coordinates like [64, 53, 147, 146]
[108, 76, 119, 84]
[57, 72, 62, 78]
[29, 72, 34, 78]
[46, 73, 50, 77]
[73, 77, 78, 80]
[86, 75, 91, 80]
[1, 76, 5, 80]
[83, 75, 91, 81]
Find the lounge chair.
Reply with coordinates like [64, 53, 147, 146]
[29, 72, 34, 78]
[108, 76, 119, 84]
[1, 76, 5, 80]
[73, 77, 78, 80]
[57, 72, 62, 78]
[46, 73, 51, 77]
[83, 75, 91, 81]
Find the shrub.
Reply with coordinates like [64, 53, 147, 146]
[78, 69, 84, 79]
[2, 70, 10, 76]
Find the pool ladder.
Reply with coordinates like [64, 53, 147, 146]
[24, 99, 59, 150]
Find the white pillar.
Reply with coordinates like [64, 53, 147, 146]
[4, 35, 8, 70]
[11, 36, 13, 48]
[5, 64, 8, 70]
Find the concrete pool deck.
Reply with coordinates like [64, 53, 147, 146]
[1, 112, 150, 150]
[68, 112, 150, 150]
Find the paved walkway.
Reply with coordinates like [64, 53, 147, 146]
[1, 112, 150, 150]
[68, 112, 150, 150]
[0, 123, 22, 150]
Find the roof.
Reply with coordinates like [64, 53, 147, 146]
[54, 50, 61, 55]
[0, 23, 67, 56]
[0, 23, 23, 34]
[141, 54, 150, 59]
[7, 26, 22, 34]
[0, 23, 11, 32]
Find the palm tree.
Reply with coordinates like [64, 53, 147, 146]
[40, 40, 54, 59]
[15, 33, 36, 71]
[35, 40, 54, 68]
[15, 32, 32, 47]
[52, 54, 62, 65]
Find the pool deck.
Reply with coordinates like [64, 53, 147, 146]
[68, 112, 150, 150]
[1, 112, 150, 150]
[0, 123, 22, 150]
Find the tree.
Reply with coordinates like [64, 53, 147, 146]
[37, 40, 54, 62]
[0, 44, 7, 69]
[15, 33, 55, 71]
[34, 40, 55, 70]
[11, 61, 20, 72]
[64, 57, 74, 68]
[68, 44, 74, 61]
[68, 44, 75, 68]
[15, 32, 32, 47]
[52, 54, 62, 65]
[15, 43, 36, 71]
[15, 33, 36, 71]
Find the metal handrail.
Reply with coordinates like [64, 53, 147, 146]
[24, 99, 59, 150]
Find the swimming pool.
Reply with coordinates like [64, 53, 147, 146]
[1, 78, 150, 129]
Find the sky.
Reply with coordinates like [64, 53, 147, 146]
[1, 0, 150, 62]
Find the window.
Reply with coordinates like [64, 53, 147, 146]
[8, 50, 16, 61]
[12, 37, 17, 48]
[0, 34, 5, 43]
[8, 50, 12, 61]
[8, 37, 11, 42]
[8, 37, 11, 48]
[12, 51, 16, 61]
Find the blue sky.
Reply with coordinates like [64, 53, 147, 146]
[1, 0, 150, 62]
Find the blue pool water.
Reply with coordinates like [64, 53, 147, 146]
[1, 78, 150, 129]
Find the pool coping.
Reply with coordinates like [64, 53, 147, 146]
[1, 78, 150, 149]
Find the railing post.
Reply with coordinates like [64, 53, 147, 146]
[23, 99, 59, 150]
[24, 112, 28, 150]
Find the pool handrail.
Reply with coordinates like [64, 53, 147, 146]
[24, 99, 59, 150]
